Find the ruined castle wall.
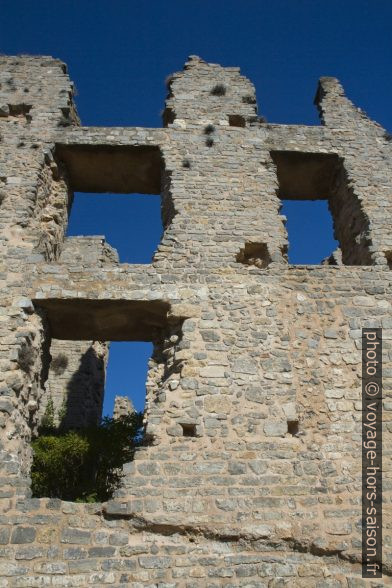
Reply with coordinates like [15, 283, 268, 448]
[58, 236, 119, 266]
[36, 237, 118, 429]
[38, 339, 108, 429]
[0, 57, 78, 488]
[113, 396, 134, 419]
[0, 55, 390, 586]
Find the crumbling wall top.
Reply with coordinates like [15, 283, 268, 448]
[163, 55, 258, 127]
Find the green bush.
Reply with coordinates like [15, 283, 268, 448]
[210, 83, 226, 96]
[17, 344, 35, 373]
[50, 353, 68, 375]
[40, 397, 55, 432]
[31, 413, 143, 502]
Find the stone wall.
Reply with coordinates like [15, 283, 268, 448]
[36, 236, 117, 429]
[0, 496, 374, 587]
[34, 237, 118, 430]
[0, 55, 390, 585]
[58, 236, 119, 267]
[113, 396, 135, 419]
[38, 339, 108, 429]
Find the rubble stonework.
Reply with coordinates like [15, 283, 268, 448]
[113, 396, 135, 419]
[0, 54, 390, 585]
[38, 339, 108, 429]
[37, 237, 116, 429]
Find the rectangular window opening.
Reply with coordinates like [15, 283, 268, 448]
[281, 199, 339, 264]
[66, 192, 162, 264]
[33, 338, 153, 503]
[271, 151, 373, 265]
[31, 298, 182, 504]
[39, 340, 152, 430]
[55, 144, 170, 264]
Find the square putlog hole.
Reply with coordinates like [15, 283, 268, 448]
[181, 423, 197, 437]
[228, 115, 246, 128]
[236, 242, 271, 269]
[287, 420, 299, 436]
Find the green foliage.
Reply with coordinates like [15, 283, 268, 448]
[57, 395, 67, 424]
[31, 432, 90, 500]
[210, 83, 226, 96]
[17, 344, 35, 373]
[204, 124, 215, 135]
[40, 397, 55, 433]
[50, 353, 68, 375]
[31, 413, 143, 502]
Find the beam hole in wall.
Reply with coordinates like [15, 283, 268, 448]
[0, 103, 32, 121]
[271, 151, 373, 265]
[287, 420, 299, 437]
[180, 423, 197, 437]
[236, 242, 271, 268]
[228, 114, 246, 128]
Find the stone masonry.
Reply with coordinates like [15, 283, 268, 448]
[113, 396, 135, 420]
[0, 54, 391, 586]
[36, 236, 117, 429]
[36, 237, 117, 429]
[38, 338, 108, 430]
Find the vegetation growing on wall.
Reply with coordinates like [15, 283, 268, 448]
[31, 412, 143, 502]
[50, 352, 69, 375]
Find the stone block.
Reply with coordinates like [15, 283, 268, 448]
[11, 527, 36, 544]
[60, 528, 91, 544]
[263, 421, 288, 437]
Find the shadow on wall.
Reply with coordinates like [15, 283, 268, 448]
[59, 345, 106, 431]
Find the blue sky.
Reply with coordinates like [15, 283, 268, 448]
[2, 0, 391, 415]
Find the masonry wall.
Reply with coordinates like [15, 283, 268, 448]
[36, 237, 118, 429]
[0, 55, 390, 586]
[113, 396, 135, 419]
[38, 339, 108, 429]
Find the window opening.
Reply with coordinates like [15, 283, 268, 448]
[67, 192, 162, 263]
[281, 200, 338, 264]
[271, 151, 372, 265]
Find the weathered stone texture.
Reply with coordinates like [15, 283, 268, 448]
[0, 54, 390, 585]
[38, 339, 108, 429]
[59, 236, 119, 267]
[113, 396, 135, 419]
